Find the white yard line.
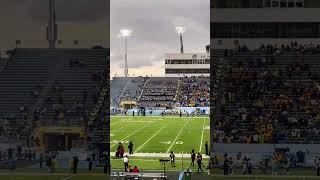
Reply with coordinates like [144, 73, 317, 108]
[166, 118, 191, 153]
[60, 175, 75, 180]
[110, 120, 123, 126]
[111, 125, 127, 134]
[134, 122, 171, 153]
[110, 122, 154, 148]
[199, 118, 206, 152]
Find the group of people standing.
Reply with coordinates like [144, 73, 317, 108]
[116, 141, 134, 158]
[68, 156, 79, 174]
[169, 149, 205, 173]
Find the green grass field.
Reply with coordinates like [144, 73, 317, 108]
[110, 116, 210, 154]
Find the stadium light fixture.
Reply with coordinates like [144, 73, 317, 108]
[120, 28, 133, 78]
[175, 26, 186, 54]
[120, 29, 132, 37]
[175, 26, 185, 34]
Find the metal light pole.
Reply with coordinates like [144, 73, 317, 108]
[48, 0, 57, 48]
[176, 27, 186, 54]
[120, 29, 132, 78]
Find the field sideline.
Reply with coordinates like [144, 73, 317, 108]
[110, 116, 210, 154]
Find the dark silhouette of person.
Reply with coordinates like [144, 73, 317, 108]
[128, 141, 133, 155]
[197, 153, 203, 173]
[39, 153, 43, 168]
[205, 141, 209, 156]
[224, 158, 229, 175]
[88, 157, 93, 171]
[8, 147, 13, 159]
[73, 156, 79, 174]
[170, 151, 175, 167]
[191, 149, 196, 167]
[317, 159, 320, 176]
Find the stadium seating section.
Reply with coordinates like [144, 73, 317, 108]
[110, 76, 210, 109]
[212, 48, 320, 144]
[0, 48, 108, 147]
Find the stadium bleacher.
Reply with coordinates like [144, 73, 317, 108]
[0, 48, 108, 147]
[110, 76, 210, 110]
[212, 46, 320, 144]
[176, 76, 210, 107]
[139, 77, 179, 109]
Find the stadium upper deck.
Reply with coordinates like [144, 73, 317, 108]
[211, 0, 320, 50]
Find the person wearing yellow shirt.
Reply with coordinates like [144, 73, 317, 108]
[69, 158, 74, 173]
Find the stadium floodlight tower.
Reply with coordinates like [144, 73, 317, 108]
[120, 28, 132, 78]
[176, 26, 186, 54]
[48, 0, 57, 49]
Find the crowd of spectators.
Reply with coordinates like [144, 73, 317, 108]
[111, 76, 212, 109]
[210, 151, 298, 176]
[213, 55, 320, 144]
[0, 145, 37, 161]
[139, 79, 177, 108]
[176, 76, 210, 107]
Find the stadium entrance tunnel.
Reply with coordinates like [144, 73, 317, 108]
[35, 127, 85, 151]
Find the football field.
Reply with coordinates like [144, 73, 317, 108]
[110, 116, 210, 154]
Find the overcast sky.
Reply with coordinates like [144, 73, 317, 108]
[0, 0, 108, 56]
[110, 0, 209, 78]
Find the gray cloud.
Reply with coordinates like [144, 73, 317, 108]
[0, 0, 109, 51]
[111, 0, 209, 75]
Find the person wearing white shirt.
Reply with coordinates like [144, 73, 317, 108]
[124, 155, 129, 172]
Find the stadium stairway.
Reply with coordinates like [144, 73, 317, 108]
[110, 77, 128, 107]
